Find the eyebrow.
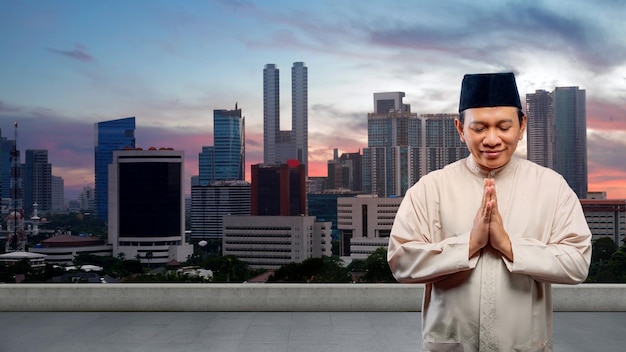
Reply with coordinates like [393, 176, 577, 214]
[469, 119, 514, 125]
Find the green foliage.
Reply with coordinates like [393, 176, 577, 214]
[124, 270, 208, 283]
[40, 213, 107, 238]
[360, 247, 396, 283]
[0, 261, 64, 283]
[268, 256, 352, 283]
[587, 238, 626, 283]
[592, 237, 618, 262]
[200, 255, 252, 282]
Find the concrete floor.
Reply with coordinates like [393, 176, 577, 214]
[0, 311, 624, 352]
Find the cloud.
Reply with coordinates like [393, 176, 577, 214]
[587, 100, 626, 131]
[0, 100, 22, 113]
[46, 44, 94, 62]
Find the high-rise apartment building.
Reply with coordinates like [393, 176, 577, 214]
[22, 149, 51, 217]
[326, 149, 362, 192]
[263, 64, 280, 166]
[526, 89, 553, 168]
[198, 106, 245, 186]
[526, 87, 587, 198]
[190, 180, 250, 241]
[292, 62, 308, 169]
[108, 149, 192, 265]
[262, 62, 308, 173]
[421, 114, 469, 175]
[363, 92, 420, 197]
[94, 117, 136, 221]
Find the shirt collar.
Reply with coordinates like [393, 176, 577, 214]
[465, 155, 519, 179]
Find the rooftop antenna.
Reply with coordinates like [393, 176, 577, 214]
[6, 122, 25, 252]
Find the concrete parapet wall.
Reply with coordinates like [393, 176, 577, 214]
[0, 283, 624, 312]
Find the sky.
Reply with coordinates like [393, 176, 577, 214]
[1, 0, 625, 200]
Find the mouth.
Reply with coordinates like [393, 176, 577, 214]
[482, 150, 504, 158]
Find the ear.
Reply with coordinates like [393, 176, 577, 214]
[518, 115, 527, 140]
[454, 118, 466, 143]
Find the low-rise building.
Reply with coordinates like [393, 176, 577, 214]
[29, 234, 113, 265]
[337, 194, 402, 259]
[222, 215, 332, 269]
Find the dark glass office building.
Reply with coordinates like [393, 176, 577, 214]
[108, 149, 192, 265]
[251, 161, 306, 216]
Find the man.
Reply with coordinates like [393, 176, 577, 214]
[387, 72, 591, 351]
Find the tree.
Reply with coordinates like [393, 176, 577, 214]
[592, 237, 618, 263]
[202, 255, 251, 282]
[268, 256, 351, 283]
[145, 251, 154, 268]
[360, 247, 396, 283]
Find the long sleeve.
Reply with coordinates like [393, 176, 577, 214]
[503, 180, 592, 284]
[387, 177, 479, 283]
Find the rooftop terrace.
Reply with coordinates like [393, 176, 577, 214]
[1, 283, 624, 351]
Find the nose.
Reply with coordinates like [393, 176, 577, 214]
[483, 128, 501, 146]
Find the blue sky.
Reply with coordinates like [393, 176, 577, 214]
[1, 0, 625, 199]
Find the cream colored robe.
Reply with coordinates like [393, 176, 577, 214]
[388, 156, 591, 352]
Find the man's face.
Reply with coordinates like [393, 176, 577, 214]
[455, 106, 526, 171]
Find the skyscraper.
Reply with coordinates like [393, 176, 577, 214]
[526, 87, 587, 198]
[263, 64, 280, 166]
[0, 131, 15, 199]
[526, 89, 553, 168]
[326, 148, 362, 192]
[213, 107, 245, 182]
[262, 62, 308, 173]
[94, 117, 136, 221]
[108, 148, 192, 265]
[292, 62, 308, 169]
[198, 146, 214, 186]
[421, 114, 469, 175]
[22, 149, 51, 217]
[51, 175, 64, 212]
[553, 86, 587, 198]
[192, 106, 246, 242]
[251, 161, 306, 216]
[363, 92, 420, 197]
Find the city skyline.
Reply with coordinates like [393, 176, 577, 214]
[1, 1, 625, 199]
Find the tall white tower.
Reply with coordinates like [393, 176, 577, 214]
[263, 64, 280, 166]
[292, 62, 308, 173]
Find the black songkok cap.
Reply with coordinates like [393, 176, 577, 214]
[458, 72, 522, 113]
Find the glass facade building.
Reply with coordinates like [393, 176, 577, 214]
[553, 86, 587, 199]
[0, 133, 15, 199]
[94, 117, 136, 221]
[526, 86, 587, 199]
[213, 108, 245, 182]
[108, 149, 192, 265]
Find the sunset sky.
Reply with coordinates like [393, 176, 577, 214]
[1, 0, 625, 199]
